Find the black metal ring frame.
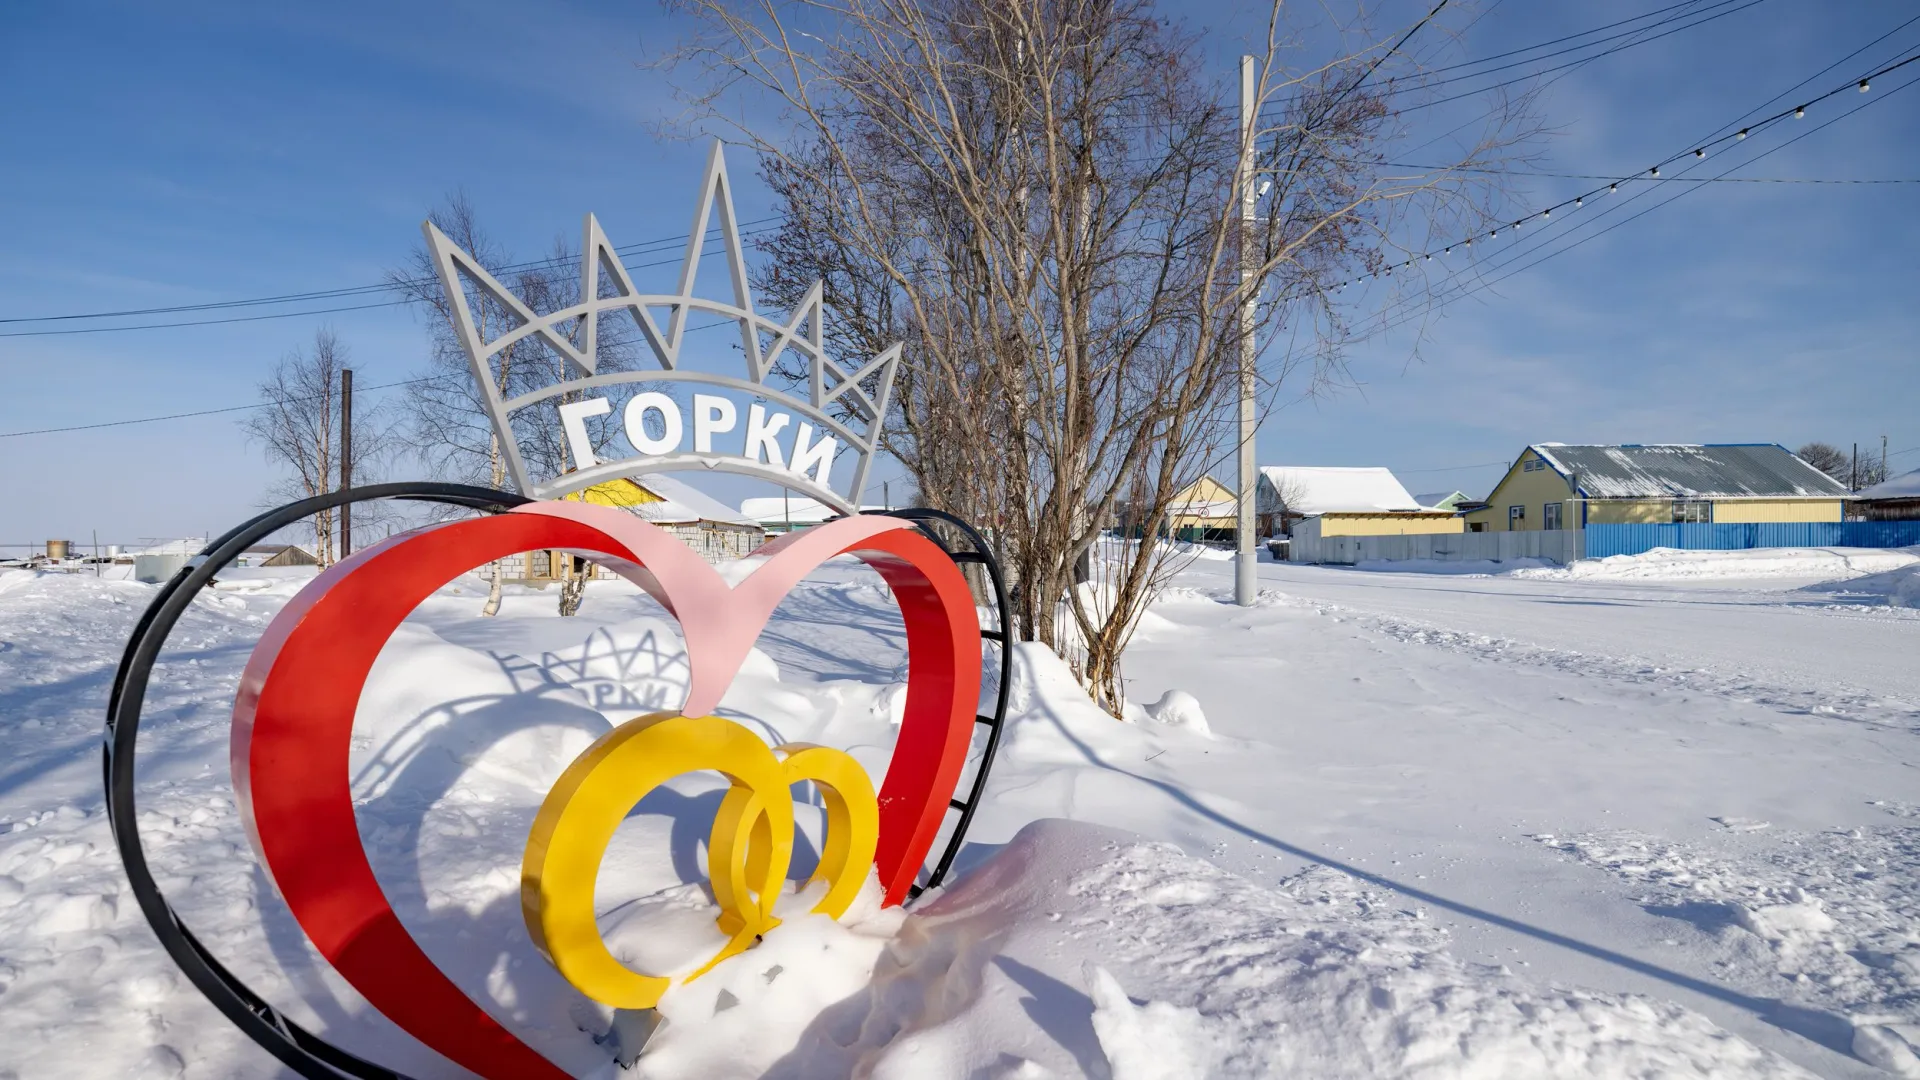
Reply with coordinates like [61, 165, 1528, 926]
[875, 508, 1015, 899]
[104, 483, 1010, 1079]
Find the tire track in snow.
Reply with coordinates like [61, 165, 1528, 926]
[1275, 594, 1920, 734]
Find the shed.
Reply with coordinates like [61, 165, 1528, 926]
[241, 544, 318, 567]
[1255, 466, 1438, 537]
[1852, 469, 1920, 521]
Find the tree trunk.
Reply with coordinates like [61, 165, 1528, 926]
[558, 556, 587, 617]
[482, 431, 505, 618]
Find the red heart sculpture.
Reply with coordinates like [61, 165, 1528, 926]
[230, 503, 980, 1078]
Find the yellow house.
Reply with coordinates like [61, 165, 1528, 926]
[1465, 444, 1850, 532]
[1167, 475, 1237, 533]
[512, 474, 768, 581]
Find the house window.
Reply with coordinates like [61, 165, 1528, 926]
[1672, 500, 1710, 524]
[1543, 502, 1563, 530]
[1508, 505, 1526, 529]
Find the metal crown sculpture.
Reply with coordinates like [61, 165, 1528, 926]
[423, 141, 901, 512]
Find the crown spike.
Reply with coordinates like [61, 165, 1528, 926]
[422, 220, 536, 493]
[673, 143, 764, 377]
[583, 213, 676, 369]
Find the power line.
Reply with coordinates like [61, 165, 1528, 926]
[1413, 0, 1720, 76]
[0, 319, 744, 438]
[0, 217, 782, 328]
[1258, 0, 1763, 124]
[1383, 162, 1920, 184]
[1389, 0, 1770, 117]
[0, 225, 784, 338]
[1337, 62, 1920, 357]
[1395, 460, 1508, 474]
[0, 378, 432, 439]
[1430, 68, 1920, 306]
[1328, 51, 1920, 291]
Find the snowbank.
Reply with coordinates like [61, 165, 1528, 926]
[0, 547, 1902, 1078]
[1517, 546, 1919, 583]
[1801, 561, 1920, 609]
[640, 819, 1810, 1079]
[1350, 557, 1556, 576]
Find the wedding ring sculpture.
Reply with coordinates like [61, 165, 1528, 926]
[522, 712, 880, 1009]
[105, 486, 1012, 1080]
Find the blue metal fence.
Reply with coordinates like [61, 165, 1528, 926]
[1584, 520, 1920, 558]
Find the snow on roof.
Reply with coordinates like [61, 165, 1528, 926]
[1413, 491, 1468, 510]
[1855, 468, 1920, 501]
[626, 474, 759, 526]
[739, 495, 839, 524]
[1529, 444, 1849, 499]
[737, 496, 889, 524]
[130, 538, 207, 557]
[1256, 466, 1421, 515]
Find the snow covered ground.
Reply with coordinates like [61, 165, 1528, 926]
[1, 542, 1917, 1078]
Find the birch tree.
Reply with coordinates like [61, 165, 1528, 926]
[388, 194, 641, 616]
[662, 0, 1531, 712]
[239, 329, 391, 566]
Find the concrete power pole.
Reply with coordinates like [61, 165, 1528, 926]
[1234, 55, 1258, 607]
[340, 368, 354, 558]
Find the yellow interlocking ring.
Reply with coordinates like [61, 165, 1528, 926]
[519, 713, 880, 1009]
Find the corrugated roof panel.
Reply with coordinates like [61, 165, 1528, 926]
[1530, 444, 1848, 499]
[1256, 466, 1420, 514]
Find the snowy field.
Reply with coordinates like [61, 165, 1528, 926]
[1, 544, 1918, 1078]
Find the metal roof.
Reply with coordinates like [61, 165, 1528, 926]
[1529, 444, 1849, 499]
[1256, 466, 1421, 514]
[1855, 468, 1920, 501]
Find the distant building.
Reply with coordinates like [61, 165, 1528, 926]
[1465, 444, 1849, 532]
[738, 495, 890, 534]
[1256, 466, 1459, 539]
[240, 544, 317, 567]
[514, 475, 766, 581]
[1166, 476, 1237, 539]
[1413, 490, 1470, 512]
[1852, 469, 1920, 521]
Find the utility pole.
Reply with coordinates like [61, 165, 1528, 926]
[1851, 441, 1859, 492]
[340, 368, 354, 558]
[1234, 54, 1258, 607]
[1883, 435, 1889, 483]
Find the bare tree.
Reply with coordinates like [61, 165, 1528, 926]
[1254, 468, 1310, 538]
[660, 0, 1528, 711]
[661, 0, 1530, 711]
[388, 193, 642, 616]
[1798, 441, 1887, 490]
[239, 329, 392, 565]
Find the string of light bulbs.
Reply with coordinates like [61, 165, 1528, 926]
[1326, 51, 1918, 294]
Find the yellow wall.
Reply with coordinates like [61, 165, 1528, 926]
[1472, 449, 1574, 531]
[1468, 447, 1851, 529]
[1711, 499, 1844, 523]
[567, 478, 664, 509]
[1168, 476, 1236, 530]
[1317, 512, 1463, 537]
[1585, 499, 1670, 524]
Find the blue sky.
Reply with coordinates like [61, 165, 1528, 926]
[2, 1, 1916, 545]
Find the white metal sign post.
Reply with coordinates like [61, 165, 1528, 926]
[423, 142, 900, 514]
